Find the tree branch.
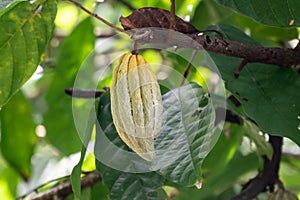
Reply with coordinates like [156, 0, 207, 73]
[64, 88, 104, 98]
[68, 1, 300, 69]
[189, 34, 300, 68]
[119, 7, 300, 69]
[29, 171, 102, 200]
[229, 135, 283, 200]
[137, 31, 300, 68]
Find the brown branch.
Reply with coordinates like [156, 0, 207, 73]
[215, 108, 243, 125]
[181, 49, 198, 85]
[229, 135, 283, 200]
[189, 34, 300, 68]
[129, 30, 300, 68]
[29, 171, 102, 200]
[119, 8, 300, 68]
[66, 2, 300, 69]
[65, 88, 104, 98]
[234, 59, 248, 78]
[169, 0, 175, 30]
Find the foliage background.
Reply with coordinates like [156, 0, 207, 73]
[0, 0, 299, 199]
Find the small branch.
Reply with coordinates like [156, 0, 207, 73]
[17, 175, 71, 200]
[229, 135, 283, 200]
[228, 95, 242, 107]
[64, 2, 300, 69]
[234, 59, 248, 78]
[169, 0, 175, 31]
[133, 31, 300, 68]
[65, 88, 104, 98]
[188, 34, 300, 68]
[29, 171, 102, 200]
[215, 108, 243, 125]
[180, 49, 198, 85]
[65, 0, 124, 32]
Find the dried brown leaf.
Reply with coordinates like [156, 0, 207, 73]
[120, 7, 198, 34]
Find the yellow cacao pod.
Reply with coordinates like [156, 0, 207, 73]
[110, 52, 163, 161]
[268, 189, 298, 200]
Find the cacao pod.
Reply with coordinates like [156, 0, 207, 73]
[110, 52, 163, 161]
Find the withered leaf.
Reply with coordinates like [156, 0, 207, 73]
[120, 7, 199, 34]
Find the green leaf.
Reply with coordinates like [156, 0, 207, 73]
[0, 154, 20, 200]
[209, 25, 300, 145]
[90, 182, 110, 200]
[214, 0, 300, 27]
[71, 108, 95, 200]
[95, 83, 218, 188]
[0, 91, 37, 179]
[71, 147, 86, 200]
[0, 0, 57, 107]
[175, 152, 258, 200]
[202, 124, 243, 173]
[191, 0, 298, 46]
[97, 163, 166, 200]
[44, 17, 95, 155]
[95, 91, 166, 200]
[154, 83, 217, 186]
[280, 155, 300, 191]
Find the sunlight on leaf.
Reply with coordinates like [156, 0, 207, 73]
[0, 0, 57, 107]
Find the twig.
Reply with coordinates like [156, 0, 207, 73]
[29, 171, 102, 200]
[229, 135, 283, 200]
[65, 0, 124, 32]
[234, 59, 248, 78]
[215, 108, 243, 125]
[17, 175, 70, 200]
[180, 49, 198, 85]
[169, 0, 175, 30]
[64, 88, 104, 98]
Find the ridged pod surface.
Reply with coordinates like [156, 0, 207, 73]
[110, 52, 163, 161]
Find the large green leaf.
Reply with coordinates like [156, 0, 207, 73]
[191, 0, 298, 46]
[214, 0, 300, 27]
[71, 109, 95, 200]
[95, 83, 218, 188]
[0, 154, 20, 200]
[209, 25, 300, 145]
[97, 163, 166, 200]
[0, 0, 57, 107]
[154, 83, 217, 186]
[95, 91, 166, 200]
[0, 91, 37, 179]
[90, 182, 110, 200]
[175, 152, 258, 200]
[202, 124, 243, 173]
[174, 125, 257, 199]
[44, 17, 95, 155]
